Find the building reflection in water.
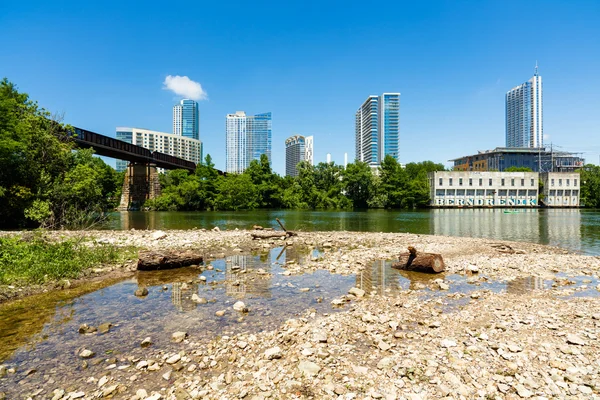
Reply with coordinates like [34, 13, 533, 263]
[506, 276, 545, 294]
[171, 282, 200, 312]
[225, 254, 272, 299]
[355, 260, 402, 295]
[430, 209, 582, 251]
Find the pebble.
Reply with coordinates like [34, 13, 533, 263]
[233, 301, 248, 312]
[172, 331, 187, 343]
[134, 287, 149, 297]
[141, 337, 153, 348]
[298, 361, 321, 376]
[264, 347, 282, 360]
[79, 349, 95, 359]
[566, 334, 586, 346]
[349, 287, 366, 298]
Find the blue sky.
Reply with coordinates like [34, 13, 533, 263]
[2, 0, 599, 174]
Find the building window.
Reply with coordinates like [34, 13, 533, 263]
[575, 179, 578, 186]
[449, 178, 453, 186]
[566, 179, 570, 186]
[459, 178, 463, 186]
[479, 178, 482, 186]
[559, 179, 562, 186]
[551, 179, 555, 186]
[511, 179, 515, 186]
[439, 178, 443, 186]
[469, 178, 473, 186]
[489, 179, 492, 186]
[521, 179, 524, 186]
[501, 179, 505, 186]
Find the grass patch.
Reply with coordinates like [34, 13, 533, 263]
[0, 234, 135, 285]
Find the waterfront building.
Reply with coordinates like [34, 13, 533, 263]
[285, 135, 313, 177]
[226, 111, 272, 174]
[450, 147, 584, 172]
[428, 171, 539, 207]
[355, 93, 400, 165]
[540, 172, 580, 207]
[115, 127, 202, 172]
[506, 66, 543, 148]
[428, 171, 580, 208]
[173, 99, 199, 140]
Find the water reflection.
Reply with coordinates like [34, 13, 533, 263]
[106, 209, 600, 255]
[171, 282, 200, 311]
[225, 254, 272, 299]
[506, 276, 546, 294]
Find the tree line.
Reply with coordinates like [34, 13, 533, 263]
[145, 154, 445, 211]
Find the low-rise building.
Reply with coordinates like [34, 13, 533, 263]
[450, 147, 584, 172]
[428, 171, 580, 208]
[540, 172, 580, 207]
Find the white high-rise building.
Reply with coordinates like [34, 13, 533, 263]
[305, 136, 314, 166]
[355, 93, 400, 165]
[173, 104, 183, 135]
[226, 112, 248, 174]
[225, 111, 272, 174]
[506, 65, 543, 148]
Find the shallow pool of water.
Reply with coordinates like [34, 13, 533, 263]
[0, 248, 598, 388]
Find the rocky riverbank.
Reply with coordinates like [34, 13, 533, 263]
[1, 229, 599, 399]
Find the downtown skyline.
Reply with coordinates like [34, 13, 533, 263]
[2, 1, 599, 174]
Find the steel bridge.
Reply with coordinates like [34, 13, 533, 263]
[70, 127, 197, 171]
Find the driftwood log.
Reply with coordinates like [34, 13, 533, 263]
[137, 250, 203, 271]
[391, 246, 445, 273]
[251, 218, 297, 240]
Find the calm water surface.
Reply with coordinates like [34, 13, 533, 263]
[104, 209, 600, 255]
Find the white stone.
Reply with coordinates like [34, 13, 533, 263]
[348, 287, 366, 298]
[166, 354, 181, 364]
[298, 361, 321, 376]
[265, 347, 282, 360]
[172, 331, 187, 343]
[233, 301, 247, 312]
[440, 339, 457, 348]
[151, 231, 167, 240]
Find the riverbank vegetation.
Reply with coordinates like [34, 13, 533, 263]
[0, 79, 122, 229]
[0, 234, 133, 285]
[145, 155, 445, 211]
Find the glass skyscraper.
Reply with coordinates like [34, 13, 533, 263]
[173, 99, 199, 140]
[355, 93, 400, 165]
[226, 111, 272, 173]
[506, 67, 543, 148]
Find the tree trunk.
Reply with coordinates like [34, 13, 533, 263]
[391, 247, 445, 273]
[137, 250, 203, 271]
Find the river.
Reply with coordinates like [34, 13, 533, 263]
[104, 208, 600, 255]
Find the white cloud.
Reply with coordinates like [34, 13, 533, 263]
[163, 75, 208, 100]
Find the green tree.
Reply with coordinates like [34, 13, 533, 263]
[505, 166, 533, 172]
[342, 161, 374, 209]
[580, 165, 600, 207]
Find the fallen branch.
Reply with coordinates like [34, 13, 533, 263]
[251, 218, 297, 239]
[251, 231, 293, 240]
[391, 246, 445, 273]
[137, 250, 203, 271]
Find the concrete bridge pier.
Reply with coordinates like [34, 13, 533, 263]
[118, 163, 161, 211]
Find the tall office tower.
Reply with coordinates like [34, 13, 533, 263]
[173, 99, 199, 140]
[355, 93, 400, 165]
[285, 135, 306, 177]
[225, 111, 272, 174]
[247, 112, 272, 164]
[506, 65, 543, 148]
